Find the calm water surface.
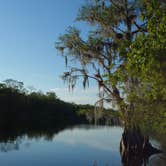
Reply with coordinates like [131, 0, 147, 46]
[0, 125, 165, 166]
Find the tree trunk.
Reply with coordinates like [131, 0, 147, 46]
[120, 127, 162, 166]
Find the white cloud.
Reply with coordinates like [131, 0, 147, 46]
[50, 86, 99, 105]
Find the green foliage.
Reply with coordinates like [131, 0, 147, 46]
[126, 0, 166, 135]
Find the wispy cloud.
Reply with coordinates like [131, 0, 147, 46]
[50, 87, 99, 105]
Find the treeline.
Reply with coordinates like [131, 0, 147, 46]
[0, 79, 85, 131]
[0, 79, 119, 132]
[76, 104, 120, 125]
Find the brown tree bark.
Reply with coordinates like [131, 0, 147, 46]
[120, 127, 162, 166]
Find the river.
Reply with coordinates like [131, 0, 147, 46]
[0, 125, 165, 166]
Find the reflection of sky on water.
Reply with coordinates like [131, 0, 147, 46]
[53, 126, 123, 152]
[0, 125, 165, 166]
[0, 126, 123, 166]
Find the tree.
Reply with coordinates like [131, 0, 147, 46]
[55, 0, 147, 122]
[3, 79, 24, 92]
[56, 0, 164, 163]
[46, 91, 58, 100]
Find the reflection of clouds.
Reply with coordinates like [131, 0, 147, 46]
[53, 126, 123, 152]
[24, 142, 31, 149]
[0, 142, 19, 152]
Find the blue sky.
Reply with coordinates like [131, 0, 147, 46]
[0, 0, 99, 104]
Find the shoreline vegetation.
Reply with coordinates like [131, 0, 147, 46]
[0, 78, 120, 131]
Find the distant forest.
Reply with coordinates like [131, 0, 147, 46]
[0, 79, 119, 132]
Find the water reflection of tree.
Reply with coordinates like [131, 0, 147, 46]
[0, 139, 21, 152]
[0, 126, 66, 152]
